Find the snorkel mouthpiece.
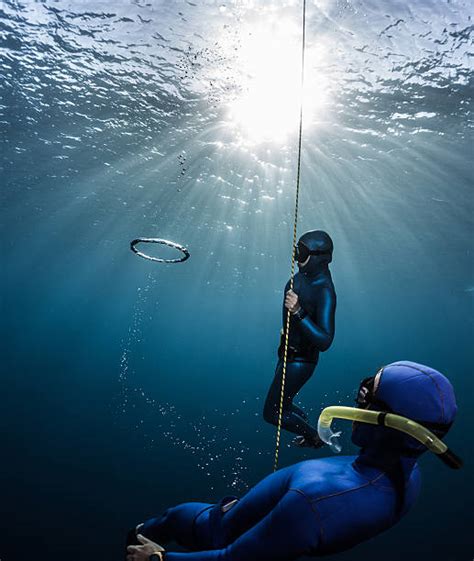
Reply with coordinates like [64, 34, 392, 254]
[437, 449, 463, 469]
[317, 406, 462, 469]
[317, 407, 345, 453]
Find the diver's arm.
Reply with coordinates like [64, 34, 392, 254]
[165, 490, 320, 561]
[297, 287, 336, 352]
[138, 467, 295, 553]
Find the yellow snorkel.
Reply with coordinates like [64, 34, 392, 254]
[317, 406, 463, 469]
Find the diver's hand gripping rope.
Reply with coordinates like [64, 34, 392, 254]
[274, 0, 307, 473]
[317, 406, 463, 469]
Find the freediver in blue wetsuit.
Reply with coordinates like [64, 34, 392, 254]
[126, 361, 461, 561]
[263, 230, 336, 448]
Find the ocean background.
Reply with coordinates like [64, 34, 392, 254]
[1, 0, 473, 559]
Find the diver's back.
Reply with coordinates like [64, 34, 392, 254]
[291, 457, 421, 555]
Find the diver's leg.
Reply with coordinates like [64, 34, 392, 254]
[264, 360, 297, 425]
[264, 386, 309, 427]
[264, 360, 319, 441]
[289, 402, 308, 421]
[264, 360, 307, 429]
[282, 361, 320, 440]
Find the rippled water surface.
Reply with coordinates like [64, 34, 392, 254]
[1, 1, 473, 560]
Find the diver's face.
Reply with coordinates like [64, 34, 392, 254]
[356, 369, 383, 410]
[352, 369, 384, 439]
[297, 255, 311, 269]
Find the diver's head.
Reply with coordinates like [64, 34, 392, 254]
[352, 361, 457, 459]
[296, 230, 333, 275]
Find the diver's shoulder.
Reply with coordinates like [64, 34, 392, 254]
[310, 272, 336, 293]
[289, 457, 361, 498]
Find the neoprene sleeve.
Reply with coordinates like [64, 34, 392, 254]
[164, 491, 319, 561]
[298, 287, 335, 352]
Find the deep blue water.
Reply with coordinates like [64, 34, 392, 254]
[1, 1, 473, 560]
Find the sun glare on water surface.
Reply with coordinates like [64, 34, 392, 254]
[228, 17, 328, 144]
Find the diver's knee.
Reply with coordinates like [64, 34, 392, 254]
[263, 403, 278, 426]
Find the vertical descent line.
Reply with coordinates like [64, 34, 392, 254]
[274, 0, 307, 472]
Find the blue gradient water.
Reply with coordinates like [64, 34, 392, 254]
[1, 1, 473, 560]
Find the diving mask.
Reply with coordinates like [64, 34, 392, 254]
[295, 241, 330, 263]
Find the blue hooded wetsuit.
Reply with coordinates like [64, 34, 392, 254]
[136, 362, 457, 560]
[263, 230, 337, 444]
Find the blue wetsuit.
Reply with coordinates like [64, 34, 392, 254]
[264, 231, 336, 442]
[133, 362, 458, 560]
[140, 455, 420, 560]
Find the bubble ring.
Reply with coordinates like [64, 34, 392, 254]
[130, 238, 190, 263]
